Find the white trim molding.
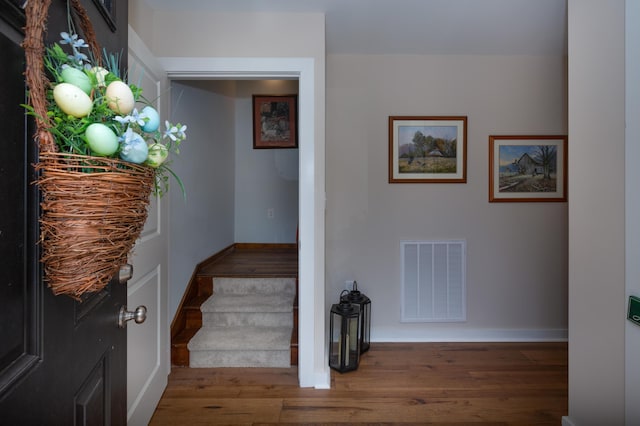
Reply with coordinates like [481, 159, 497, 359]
[372, 328, 568, 342]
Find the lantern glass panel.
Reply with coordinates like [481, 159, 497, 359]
[361, 299, 371, 352]
[329, 302, 360, 373]
[341, 284, 371, 354]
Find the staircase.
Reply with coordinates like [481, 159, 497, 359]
[188, 277, 296, 367]
[170, 243, 299, 367]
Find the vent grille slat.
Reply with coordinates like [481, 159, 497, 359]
[401, 240, 466, 322]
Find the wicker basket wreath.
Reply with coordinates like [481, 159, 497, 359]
[22, 0, 184, 299]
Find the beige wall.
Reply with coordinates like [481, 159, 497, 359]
[152, 12, 323, 58]
[326, 53, 568, 340]
[128, 1, 155, 49]
[626, 1, 640, 422]
[567, 0, 626, 424]
[130, 1, 637, 419]
[132, 3, 568, 341]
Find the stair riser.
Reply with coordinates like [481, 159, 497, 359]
[202, 312, 293, 327]
[190, 350, 290, 368]
[214, 277, 296, 296]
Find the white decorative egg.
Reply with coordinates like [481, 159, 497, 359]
[90, 66, 109, 87]
[105, 81, 135, 114]
[53, 83, 93, 118]
[61, 67, 92, 95]
[141, 106, 160, 132]
[85, 123, 119, 156]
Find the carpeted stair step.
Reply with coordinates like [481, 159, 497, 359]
[213, 277, 296, 296]
[201, 293, 293, 327]
[188, 326, 291, 368]
[188, 277, 296, 368]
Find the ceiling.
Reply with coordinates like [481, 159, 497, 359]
[142, 0, 568, 56]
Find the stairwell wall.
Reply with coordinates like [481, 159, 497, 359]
[234, 80, 299, 244]
[166, 80, 237, 320]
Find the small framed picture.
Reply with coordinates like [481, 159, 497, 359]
[92, 0, 117, 31]
[389, 116, 467, 183]
[489, 135, 568, 202]
[252, 95, 298, 149]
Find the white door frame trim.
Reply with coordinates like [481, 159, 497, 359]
[159, 56, 329, 388]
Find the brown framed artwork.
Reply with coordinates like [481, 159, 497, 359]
[389, 116, 467, 183]
[92, 0, 117, 31]
[252, 95, 298, 149]
[489, 135, 568, 202]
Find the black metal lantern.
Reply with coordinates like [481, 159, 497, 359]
[341, 281, 371, 353]
[329, 293, 361, 373]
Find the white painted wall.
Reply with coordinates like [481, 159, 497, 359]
[167, 80, 236, 319]
[234, 80, 299, 243]
[326, 54, 568, 341]
[567, 1, 626, 424]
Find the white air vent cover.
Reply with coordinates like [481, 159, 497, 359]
[401, 240, 466, 322]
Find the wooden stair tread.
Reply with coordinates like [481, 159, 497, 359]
[197, 272, 297, 279]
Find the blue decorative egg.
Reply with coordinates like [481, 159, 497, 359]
[141, 106, 160, 133]
[120, 132, 149, 164]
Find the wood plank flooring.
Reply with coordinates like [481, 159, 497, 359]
[150, 342, 567, 425]
[198, 243, 298, 278]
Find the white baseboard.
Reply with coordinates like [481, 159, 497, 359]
[371, 328, 568, 342]
[314, 371, 331, 389]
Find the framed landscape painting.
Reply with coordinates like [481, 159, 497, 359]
[489, 135, 568, 202]
[389, 116, 467, 183]
[253, 95, 298, 149]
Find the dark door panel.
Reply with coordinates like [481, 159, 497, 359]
[0, 0, 128, 423]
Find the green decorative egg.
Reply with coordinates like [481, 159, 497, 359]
[145, 143, 168, 168]
[53, 83, 93, 118]
[61, 67, 92, 95]
[85, 123, 119, 156]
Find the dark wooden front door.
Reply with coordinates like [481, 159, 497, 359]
[0, 0, 129, 424]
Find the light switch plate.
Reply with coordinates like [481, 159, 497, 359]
[628, 296, 640, 326]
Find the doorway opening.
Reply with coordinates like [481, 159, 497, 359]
[161, 56, 328, 388]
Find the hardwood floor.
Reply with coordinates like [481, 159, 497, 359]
[198, 243, 298, 278]
[150, 342, 567, 425]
